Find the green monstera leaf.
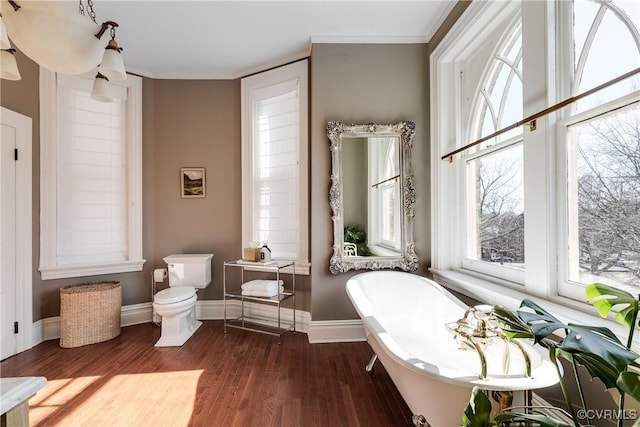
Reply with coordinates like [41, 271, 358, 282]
[570, 350, 633, 390]
[492, 305, 534, 339]
[493, 300, 564, 349]
[461, 387, 574, 427]
[344, 225, 366, 244]
[562, 325, 637, 372]
[463, 292, 640, 426]
[494, 299, 640, 390]
[617, 370, 640, 402]
[586, 283, 640, 329]
[461, 387, 495, 427]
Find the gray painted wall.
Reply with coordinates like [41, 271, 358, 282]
[1, 37, 443, 324]
[309, 43, 431, 321]
[342, 137, 367, 231]
[0, 52, 314, 321]
[1, 59, 245, 318]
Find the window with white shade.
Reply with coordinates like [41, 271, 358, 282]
[39, 69, 144, 279]
[241, 60, 309, 274]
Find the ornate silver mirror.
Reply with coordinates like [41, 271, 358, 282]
[327, 120, 418, 274]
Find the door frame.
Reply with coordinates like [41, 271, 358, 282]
[1, 107, 32, 355]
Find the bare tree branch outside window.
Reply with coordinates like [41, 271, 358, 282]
[472, 144, 525, 266]
[574, 103, 640, 288]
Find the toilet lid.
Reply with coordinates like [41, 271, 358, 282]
[154, 287, 196, 304]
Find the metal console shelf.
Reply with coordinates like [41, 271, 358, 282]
[223, 260, 295, 343]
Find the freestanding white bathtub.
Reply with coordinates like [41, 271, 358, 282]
[346, 271, 559, 427]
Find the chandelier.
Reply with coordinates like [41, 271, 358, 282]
[0, 0, 126, 102]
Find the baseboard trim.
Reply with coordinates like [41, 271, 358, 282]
[31, 319, 44, 349]
[31, 301, 364, 347]
[196, 300, 311, 334]
[194, 300, 225, 320]
[307, 319, 366, 343]
[36, 302, 154, 343]
[122, 302, 154, 326]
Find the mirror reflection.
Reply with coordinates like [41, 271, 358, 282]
[343, 136, 401, 257]
[327, 121, 418, 274]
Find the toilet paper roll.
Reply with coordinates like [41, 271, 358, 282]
[154, 268, 167, 283]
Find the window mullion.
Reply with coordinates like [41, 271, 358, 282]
[521, 0, 556, 297]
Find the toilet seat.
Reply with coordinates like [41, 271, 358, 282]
[154, 287, 196, 304]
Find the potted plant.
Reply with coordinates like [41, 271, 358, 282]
[462, 283, 640, 427]
[344, 225, 371, 256]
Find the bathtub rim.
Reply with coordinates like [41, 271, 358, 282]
[346, 271, 561, 391]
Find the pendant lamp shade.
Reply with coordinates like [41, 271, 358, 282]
[0, 49, 21, 80]
[98, 39, 126, 81]
[90, 73, 113, 102]
[0, 1, 107, 75]
[0, 16, 10, 50]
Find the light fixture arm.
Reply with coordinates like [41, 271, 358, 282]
[7, 1, 20, 12]
[94, 20, 118, 40]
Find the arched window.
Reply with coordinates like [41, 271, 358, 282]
[470, 20, 523, 146]
[562, 0, 640, 298]
[431, 0, 639, 308]
[464, 16, 525, 281]
[572, 0, 640, 111]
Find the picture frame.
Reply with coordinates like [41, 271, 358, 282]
[181, 167, 206, 198]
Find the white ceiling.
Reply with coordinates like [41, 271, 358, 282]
[95, 1, 456, 79]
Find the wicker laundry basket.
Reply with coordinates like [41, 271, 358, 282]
[60, 281, 122, 348]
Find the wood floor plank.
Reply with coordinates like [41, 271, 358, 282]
[1, 321, 413, 426]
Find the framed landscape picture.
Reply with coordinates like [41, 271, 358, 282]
[181, 167, 205, 198]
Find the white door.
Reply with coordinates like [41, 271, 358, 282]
[1, 113, 17, 359]
[0, 107, 32, 360]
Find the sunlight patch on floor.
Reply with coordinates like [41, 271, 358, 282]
[29, 375, 101, 422]
[29, 370, 203, 426]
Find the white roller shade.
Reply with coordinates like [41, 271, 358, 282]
[251, 79, 300, 259]
[56, 75, 128, 264]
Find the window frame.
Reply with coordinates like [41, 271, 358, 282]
[367, 137, 402, 254]
[240, 60, 310, 275]
[557, 92, 640, 301]
[430, 0, 639, 341]
[430, 0, 560, 303]
[39, 68, 145, 280]
[459, 14, 526, 284]
[555, 0, 640, 300]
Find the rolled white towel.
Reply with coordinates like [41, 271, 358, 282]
[241, 286, 284, 297]
[241, 279, 284, 291]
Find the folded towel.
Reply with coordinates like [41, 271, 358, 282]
[241, 279, 284, 291]
[242, 286, 284, 298]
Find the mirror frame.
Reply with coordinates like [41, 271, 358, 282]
[327, 120, 418, 274]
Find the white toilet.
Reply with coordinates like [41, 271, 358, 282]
[153, 253, 213, 347]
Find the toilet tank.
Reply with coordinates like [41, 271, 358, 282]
[164, 254, 213, 289]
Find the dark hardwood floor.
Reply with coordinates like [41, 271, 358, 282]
[1, 321, 413, 426]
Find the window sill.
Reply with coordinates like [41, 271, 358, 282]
[40, 260, 146, 280]
[368, 245, 401, 257]
[280, 261, 310, 276]
[237, 261, 310, 276]
[430, 268, 638, 351]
